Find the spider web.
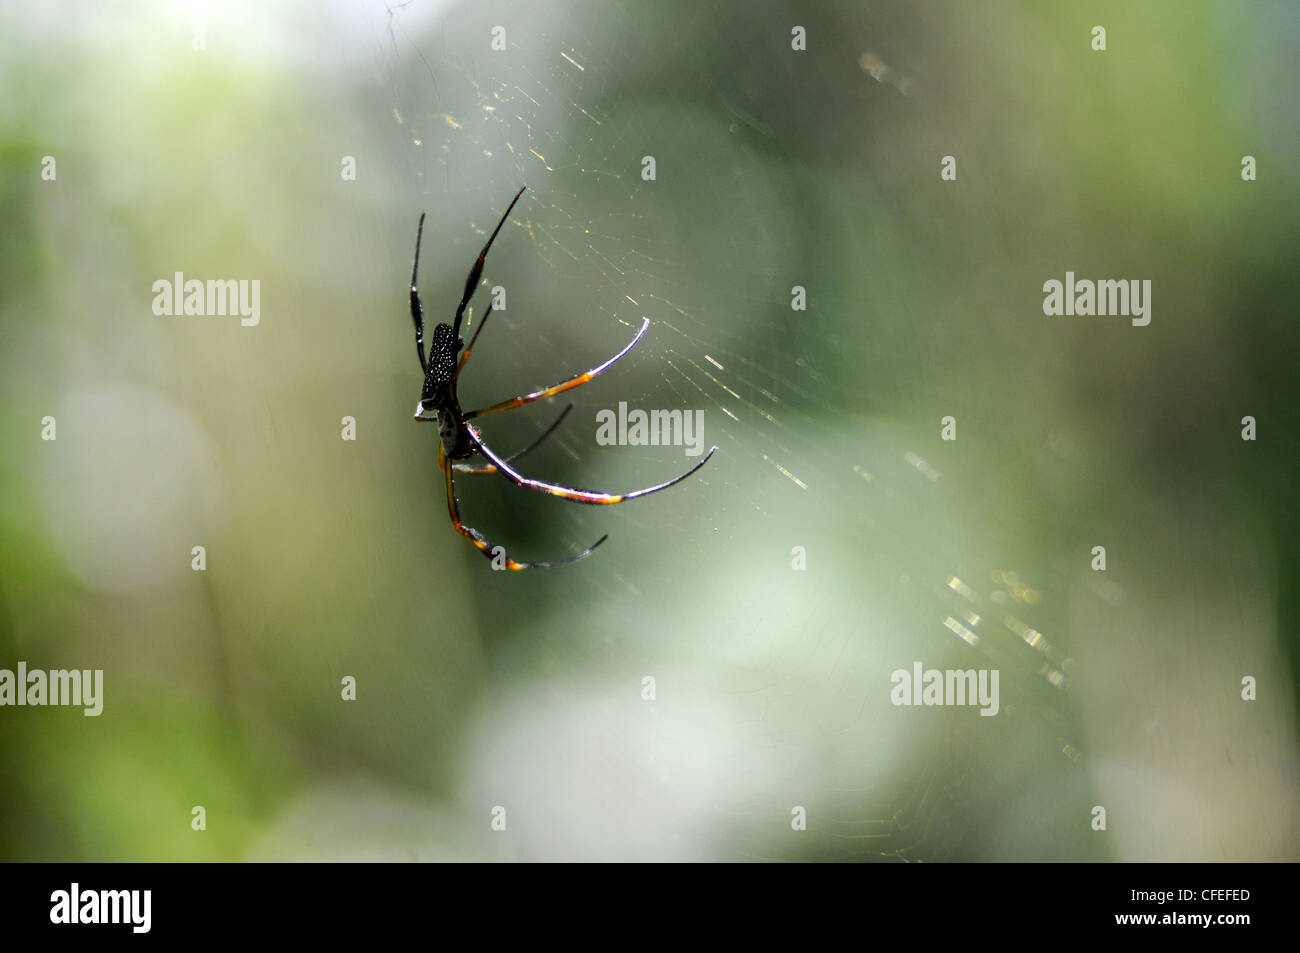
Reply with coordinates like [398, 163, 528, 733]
[358, 0, 1100, 862]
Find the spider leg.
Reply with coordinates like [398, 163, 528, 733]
[452, 403, 573, 475]
[410, 213, 428, 373]
[440, 443, 606, 569]
[464, 317, 650, 420]
[452, 185, 526, 340]
[467, 423, 717, 504]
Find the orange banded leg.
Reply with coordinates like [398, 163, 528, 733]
[467, 423, 717, 505]
[464, 317, 650, 420]
[449, 462, 497, 475]
[452, 404, 573, 475]
[440, 443, 606, 569]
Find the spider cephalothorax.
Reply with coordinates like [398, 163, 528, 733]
[407, 185, 716, 569]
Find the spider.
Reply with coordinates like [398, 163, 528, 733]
[408, 185, 717, 570]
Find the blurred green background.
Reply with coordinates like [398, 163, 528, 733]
[1, 0, 1297, 861]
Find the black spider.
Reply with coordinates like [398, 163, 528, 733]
[408, 186, 716, 569]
